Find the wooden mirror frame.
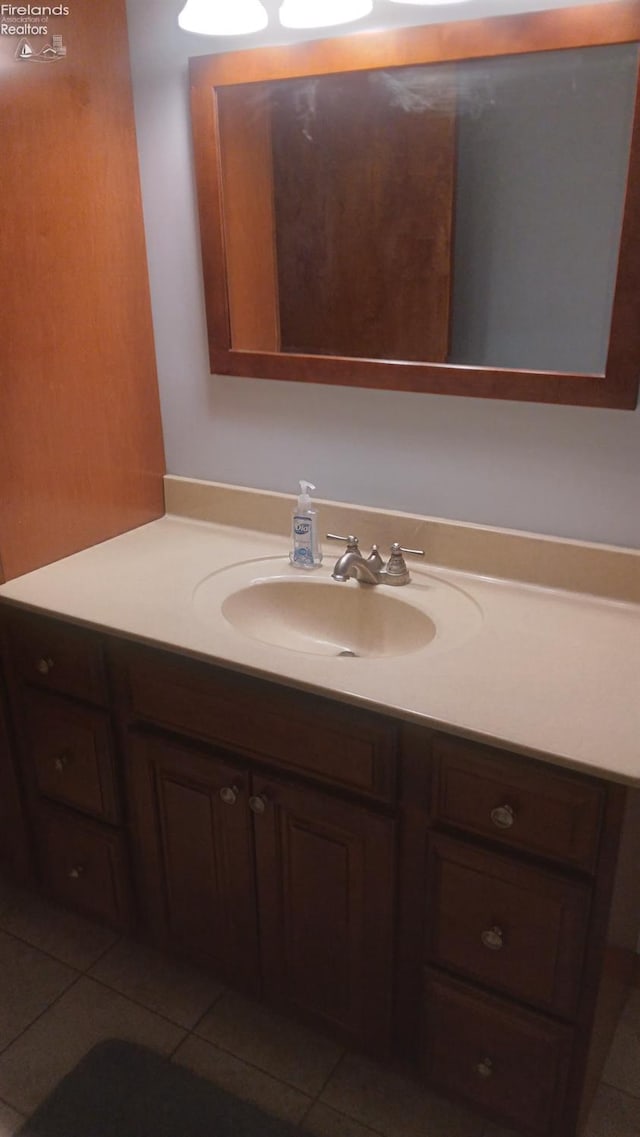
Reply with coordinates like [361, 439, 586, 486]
[189, 0, 640, 408]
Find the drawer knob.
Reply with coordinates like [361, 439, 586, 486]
[219, 785, 240, 806]
[54, 752, 71, 774]
[490, 803, 515, 830]
[36, 656, 55, 676]
[68, 865, 85, 880]
[476, 1057, 493, 1079]
[249, 794, 268, 815]
[481, 925, 504, 951]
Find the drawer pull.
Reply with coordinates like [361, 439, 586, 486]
[54, 752, 71, 774]
[475, 1057, 493, 1079]
[490, 803, 515, 830]
[36, 656, 55, 676]
[249, 794, 268, 815]
[68, 865, 85, 880]
[481, 925, 504, 951]
[219, 785, 240, 806]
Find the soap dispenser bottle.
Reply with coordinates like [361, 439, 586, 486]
[290, 481, 322, 569]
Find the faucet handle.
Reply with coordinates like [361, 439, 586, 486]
[391, 543, 425, 558]
[384, 543, 425, 586]
[326, 533, 360, 551]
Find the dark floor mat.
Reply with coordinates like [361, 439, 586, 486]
[19, 1039, 302, 1137]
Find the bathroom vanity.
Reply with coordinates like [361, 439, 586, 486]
[0, 486, 638, 1137]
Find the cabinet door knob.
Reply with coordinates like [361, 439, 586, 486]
[481, 925, 504, 951]
[36, 656, 54, 676]
[490, 803, 515, 829]
[475, 1058, 493, 1079]
[54, 752, 71, 774]
[68, 865, 85, 880]
[249, 794, 268, 815]
[219, 785, 240, 806]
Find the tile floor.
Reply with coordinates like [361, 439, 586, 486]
[0, 876, 638, 1137]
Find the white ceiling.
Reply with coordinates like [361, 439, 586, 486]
[178, 0, 624, 54]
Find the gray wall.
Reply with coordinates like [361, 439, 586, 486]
[126, 0, 640, 549]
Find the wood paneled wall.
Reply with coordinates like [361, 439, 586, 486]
[0, 0, 165, 583]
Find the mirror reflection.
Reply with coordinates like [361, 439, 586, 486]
[216, 43, 637, 375]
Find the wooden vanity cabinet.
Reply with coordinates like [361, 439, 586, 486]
[1, 608, 639, 1137]
[1, 612, 133, 928]
[117, 643, 397, 1054]
[398, 725, 640, 1136]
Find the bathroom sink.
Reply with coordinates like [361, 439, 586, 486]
[192, 558, 484, 660]
[221, 578, 436, 658]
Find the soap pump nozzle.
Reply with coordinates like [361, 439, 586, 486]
[297, 480, 315, 509]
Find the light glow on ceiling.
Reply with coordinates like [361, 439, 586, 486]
[279, 0, 374, 28]
[177, 0, 269, 35]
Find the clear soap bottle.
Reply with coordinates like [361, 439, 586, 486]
[290, 481, 322, 569]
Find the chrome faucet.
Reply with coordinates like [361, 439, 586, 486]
[329, 536, 384, 584]
[326, 535, 424, 586]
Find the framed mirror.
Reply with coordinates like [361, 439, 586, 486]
[189, 0, 640, 408]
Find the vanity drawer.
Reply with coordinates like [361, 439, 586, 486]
[6, 613, 107, 706]
[116, 645, 397, 801]
[23, 689, 120, 824]
[426, 835, 591, 1018]
[421, 972, 572, 1136]
[432, 733, 604, 872]
[33, 803, 132, 929]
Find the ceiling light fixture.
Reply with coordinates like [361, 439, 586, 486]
[279, 0, 373, 30]
[177, 0, 268, 35]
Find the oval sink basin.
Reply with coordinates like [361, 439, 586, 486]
[193, 557, 483, 661]
[221, 578, 436, 658]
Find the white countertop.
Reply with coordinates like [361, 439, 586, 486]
[1, 508, 639, 786]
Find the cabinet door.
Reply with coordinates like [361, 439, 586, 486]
[127, 733, 259, 993]
[252, 774, 396, 1053]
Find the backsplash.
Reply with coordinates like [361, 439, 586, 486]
[164, 476, 640, 604]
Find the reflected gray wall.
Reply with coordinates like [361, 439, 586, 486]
[126, 0, 640, 549]
[451, 45, 637, 372]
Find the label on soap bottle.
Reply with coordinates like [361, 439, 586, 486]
[291, 515, 314, 567]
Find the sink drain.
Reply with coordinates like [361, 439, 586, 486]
[337, 649, 359, 658]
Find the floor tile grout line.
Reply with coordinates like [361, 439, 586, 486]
[0, 923, 95, 976]
[82, 972, 200, 1034]
[0, 1094, 25, 1116]
[82, 931, 123, 972]
[188, 984, 228, 1036]
[600, 1076, 640, 1101]
[170, 1030, 317, 1103]
[0, 968, 84, 1064]
[166, 1032, 190, 1062]
[296, 1096, 385, 1136]
[309, 1046, 347, 1106]
[0, 971, 83, 1067]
